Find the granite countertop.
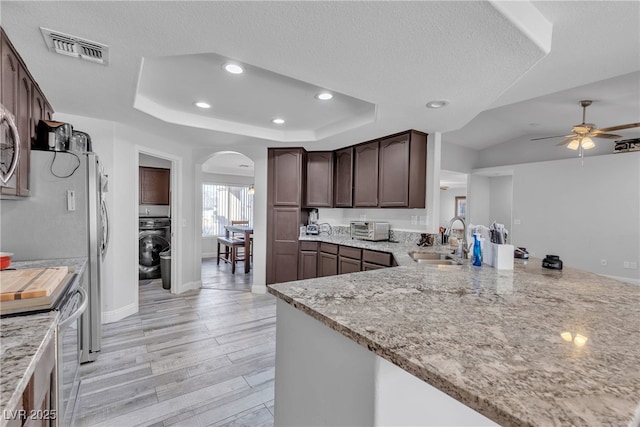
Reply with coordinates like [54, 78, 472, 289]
[0, 311, 58, 419]
[269, 238, 640, 426]
[0, 258, 87, 420]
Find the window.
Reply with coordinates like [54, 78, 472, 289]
[202, 184, 253, 237]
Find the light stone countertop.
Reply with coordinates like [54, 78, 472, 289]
[0, 258, 87, 421]
[269, 236, 640, 426]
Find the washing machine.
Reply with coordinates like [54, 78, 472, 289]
[139, 217, 171, 279]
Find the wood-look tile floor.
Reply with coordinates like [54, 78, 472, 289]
[76, 259, 275, 427]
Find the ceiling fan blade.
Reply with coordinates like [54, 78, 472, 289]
[555, 138, 575, 147]
[596, 122, 640, 132]
[590, 133, 622, 140]
[531, 134, 574, 141]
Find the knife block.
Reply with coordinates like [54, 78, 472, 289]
[483, 241, 514, 270]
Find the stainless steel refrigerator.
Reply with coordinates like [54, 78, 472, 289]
[0, 149, 109, 363]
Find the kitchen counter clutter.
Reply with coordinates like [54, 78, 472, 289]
[269, 238, 640, 426]
[0, 257, 87, 424]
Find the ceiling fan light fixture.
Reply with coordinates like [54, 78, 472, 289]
[567, 139, 580, 150]
[581, 137, 595, 150]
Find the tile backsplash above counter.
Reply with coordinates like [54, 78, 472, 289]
[316, 208, 428, 233]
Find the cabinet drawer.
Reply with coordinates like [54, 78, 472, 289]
[339, 245, 361, 260]
[363, 262, 386, 271]
[362, 249, 393, 266]
[300, 241, 319, 251]
[320, 243, 338, 254]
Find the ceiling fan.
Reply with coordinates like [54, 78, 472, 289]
[531, 100, 640, 151]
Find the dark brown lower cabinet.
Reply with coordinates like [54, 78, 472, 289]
[338, 245, 362, 274]
[16, 337, 56, 427]
[362, 262, 386, 271]
[318, 243, 338, 277]
[269, 207, 302, 284]
[298, 241, 319, 280]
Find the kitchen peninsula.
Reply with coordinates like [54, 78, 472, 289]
[268, 239, 640, 426]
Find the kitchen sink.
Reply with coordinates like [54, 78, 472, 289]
[408, 251, 463, 267]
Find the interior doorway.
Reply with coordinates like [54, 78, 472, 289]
[136, 149, 179, 303]
[439, 170, 468, 235]
[200, 151, 255, 291]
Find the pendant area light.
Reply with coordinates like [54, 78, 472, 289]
[248, 184, 255, 195]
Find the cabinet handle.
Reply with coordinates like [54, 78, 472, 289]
[59, 287, 88, 331]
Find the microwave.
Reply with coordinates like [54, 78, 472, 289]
[350, 221, 390, 241]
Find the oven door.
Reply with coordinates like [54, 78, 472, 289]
[58, 287, 87, 427]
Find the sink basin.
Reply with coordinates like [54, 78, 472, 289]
[417, 259, 461, 265]
[408, 251, 463, 267]
[408, 252, 450, 261]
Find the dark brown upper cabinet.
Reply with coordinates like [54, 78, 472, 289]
[272, 148, 305, 206]
[378, 130, 427, 208]
[1, 28, 54, 198]
[333, 147, 353, 207]
[305, 151, 333, 208]
[353, 141, 379, 207]
[139, 167, 170, 205]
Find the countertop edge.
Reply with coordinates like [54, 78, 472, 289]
[267, 282, 528, 427]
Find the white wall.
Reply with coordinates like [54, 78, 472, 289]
[489, 176, 513, 233]
[441, 141, 479, 173]
[56, 112, 202, 322]
[468, 174, 491, 227]
[506, 152, 639, 281]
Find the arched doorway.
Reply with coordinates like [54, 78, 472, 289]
[200, 151, 255, 291]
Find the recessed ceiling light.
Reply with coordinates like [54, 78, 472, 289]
[426, 100, 449, 109]
[316, 92, 333, 101]
[194, 101, 211, 109]
[223, 63, 244, 74]
[272, 118, 285, 125]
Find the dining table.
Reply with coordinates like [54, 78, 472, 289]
[224, 224, 253, 274]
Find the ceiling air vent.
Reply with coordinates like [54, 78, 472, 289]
[40, 27, 108, 65]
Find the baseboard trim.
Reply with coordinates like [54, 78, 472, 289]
[176, 280, 201, 294]
[202, 252, 217, 258]
[102, 302, 137, 324]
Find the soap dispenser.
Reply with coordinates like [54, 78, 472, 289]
[473, 233, 482, 266]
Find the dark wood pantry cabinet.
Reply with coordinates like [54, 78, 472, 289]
[139, 167, 170, 205]
[266, 148, 307, 285]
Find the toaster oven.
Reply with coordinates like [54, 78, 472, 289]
[350, 221, 390, 241]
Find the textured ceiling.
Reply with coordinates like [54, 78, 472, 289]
[2, 1, 639, 154]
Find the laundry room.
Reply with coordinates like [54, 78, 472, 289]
[138, 153, 172, 286]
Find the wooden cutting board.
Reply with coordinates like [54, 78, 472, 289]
[0, 267, 69, 301]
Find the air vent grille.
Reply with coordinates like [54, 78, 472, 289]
[40, 27, 108, 65]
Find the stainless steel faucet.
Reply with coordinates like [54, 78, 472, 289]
[445, 216, 469, 259]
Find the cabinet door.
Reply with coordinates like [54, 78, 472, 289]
[334, 147, 353, 207]
[298, 250, 318, 279]
[1, 34, 18, 115]
[362, 262, 386, 271]
[305, 151, 333, 207]
[15, 67, 31, 196]
[318, 252, 338, 277]
[268, 207, 301, 284]
[378, 133, 410, 207]
[31, 86, 46, 144]
[271, 148, 304, 206]
[353, 141, 379, 207]
[338, 256, 361, 274]
[139, 167, 170, 205]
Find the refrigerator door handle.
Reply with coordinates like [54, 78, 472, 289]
[101, 197, 110, 259]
